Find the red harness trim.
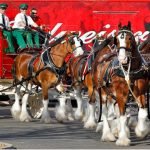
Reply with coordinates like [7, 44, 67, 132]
[33, 57, 40, 68]
[65, 53, 74, 63]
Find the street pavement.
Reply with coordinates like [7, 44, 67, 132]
[0, 107, 149, 149]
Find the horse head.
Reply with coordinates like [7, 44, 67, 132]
[65, 31, 84, 56]
[116, 21, 136, 64]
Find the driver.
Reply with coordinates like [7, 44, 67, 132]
[12, 3, 40, 50]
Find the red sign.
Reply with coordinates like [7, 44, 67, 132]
[0, 0, 150, 78]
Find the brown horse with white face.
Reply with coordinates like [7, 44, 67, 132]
[11, 32, 82, 123]
[92, 22, 149, 146]
[68, 35, 116, 128]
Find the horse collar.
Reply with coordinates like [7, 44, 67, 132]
[41, 49, 66, 76]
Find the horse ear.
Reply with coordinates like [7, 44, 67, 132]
[118, 22, 122, 30]
[127, 21, 131, 30]
[71, 31, 79, 36]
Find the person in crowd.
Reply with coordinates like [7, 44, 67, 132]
[12, 3, 40, 50]
[0, 3, 15, 53]
[30, 8, 43, 28]
[30, 8, 48, 45]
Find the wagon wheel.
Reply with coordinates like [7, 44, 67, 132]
[28, 92, 44, 119]
[147, 84, 150, 120]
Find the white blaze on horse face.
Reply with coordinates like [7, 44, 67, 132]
[73, 37, 84, 57]
[117, 33, 128, 64]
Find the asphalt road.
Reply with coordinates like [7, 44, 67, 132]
[0, 106, 150, 149]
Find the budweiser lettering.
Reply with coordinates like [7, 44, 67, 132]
[49, 23, 150, 44]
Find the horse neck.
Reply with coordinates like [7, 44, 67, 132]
[94, 38, 114, 62]
[140, 39, 150, 53]
[50, 42, 71, 67]
[95, 46, 112, 63]
[143, 42, 150, 53]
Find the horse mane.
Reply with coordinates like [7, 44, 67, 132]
[93, 37, 113, 54]
[49, 34, 67, 48]
[17, 47, 42, 54]
[139, 38, 150, 51]
[49, 31, 79, 48]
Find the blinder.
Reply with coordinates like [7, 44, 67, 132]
[67, 34, 83, 52]
[68, 35, 75, 45]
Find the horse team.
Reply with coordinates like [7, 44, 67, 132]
[10, 22, 150, 146]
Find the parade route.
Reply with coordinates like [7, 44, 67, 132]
[0, 107, 149, 149]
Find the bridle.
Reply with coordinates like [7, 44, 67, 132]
[73, 38, 83, 51]
[62, 34, 81, 54]
[116, 29, 135, 60]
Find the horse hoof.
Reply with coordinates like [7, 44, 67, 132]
[96, 122, 103, 132]
[74, 111, 84, 120]
[11, 108, 21, 120]
[24, 118, 32, 122]
[135, 125, 149, 138]
[19, 112, 32, 122]
[116, 138, 130, 146]
[101, 133, 116, 142]
[11, 112, 21, 120]
[40, 118, 51, 123]
[68, 115, 75, 121]
[20, 117, 32, 122]
[84, 122, 97, 129]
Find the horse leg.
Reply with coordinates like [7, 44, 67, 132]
[82, 99, 90, 123]
[83, 89, 97, 129]
[97, 100, 118, 132]
[84, 102, 97, 129]
[135, 108, 149, 138]
[109, 103, 120, 138]
[101, 102, 116, 142]
[83, 90, 97, 129]
[74, 88, 84, 120]
[135, 81, 149, 138]
[40, 85, 51, 123]
[66, 99, 75, 121]
[55, 96, 67, 122]
[40, 99, 50, 123]
[19, 83, 32, 122]
[11, 85, 21, 120]
[116, 98, 130, 146]
[135, 107, 149, 138]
